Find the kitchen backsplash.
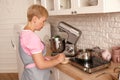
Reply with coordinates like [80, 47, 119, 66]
[48, 13, 120, 49]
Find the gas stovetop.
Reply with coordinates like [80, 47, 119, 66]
[70, 56, 111, 73]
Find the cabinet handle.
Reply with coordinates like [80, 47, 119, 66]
[11, 40, 15, 48]
[71, 11, 74, 14]
[74, 11, 77, 14]
[71, 11, 77, 15]
[11, 40, 16, 50]
[50, 70, 53, 74]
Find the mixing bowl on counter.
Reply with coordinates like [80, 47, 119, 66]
[49, 36, 65, 54]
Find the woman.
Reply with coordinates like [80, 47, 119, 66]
[19, 4, 65, 80]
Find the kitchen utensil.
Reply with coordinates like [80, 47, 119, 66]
[50, 36, 65, 53]
[92, 46, 104, 57]
[95, 72, 117, 80]
[76, 49, 93, 62]
[61, 57, 70, 64]
[70, 56, 111, 73]
[57, 21, 82, 57]
[112, 50, 120, 63]
[114, 66, 120, 80]
[112, 46, 120, 63]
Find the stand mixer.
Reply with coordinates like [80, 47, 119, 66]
[58, 21, 82, 57]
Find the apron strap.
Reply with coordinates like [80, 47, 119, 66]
[25, 63, 36, 68]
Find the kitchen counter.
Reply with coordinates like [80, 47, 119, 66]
[55, 62, 120, 80]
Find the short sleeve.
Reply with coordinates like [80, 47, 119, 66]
[20, 30, 44, 55]
[26, 34, 44, 54]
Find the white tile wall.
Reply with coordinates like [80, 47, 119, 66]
[0, 0, 33, 73]
[48, 12, 120, 50]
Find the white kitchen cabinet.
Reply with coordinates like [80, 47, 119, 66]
[52, 68, 75, 80]
[34, 0, 120, 16]
[58, 70, 75, 80]
[50, 68, 59, 80]
[76, 0, 120, 14]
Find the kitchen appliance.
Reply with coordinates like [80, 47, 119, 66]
[70, 55, 111, 73]
[53, 21, 82, 57]
[50, 36, 65, 53]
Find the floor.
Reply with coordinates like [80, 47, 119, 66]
[0, 73, 18, 80]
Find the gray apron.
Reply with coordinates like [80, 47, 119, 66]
[19, 39, 50, 80]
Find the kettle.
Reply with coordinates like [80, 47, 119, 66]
[50, 36, 65, 54]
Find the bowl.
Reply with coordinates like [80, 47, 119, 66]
[61, 57, 70, 64]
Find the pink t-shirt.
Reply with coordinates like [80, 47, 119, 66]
[20, 30, 44, 55]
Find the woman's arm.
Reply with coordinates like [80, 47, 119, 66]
[44, 54, 60, 60]
[32, 53, 65, 69]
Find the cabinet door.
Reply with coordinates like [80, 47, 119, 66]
[50, 68, 75, 80]
[40, 0, 76, 15]
[75, 0, 120, 14]
[53, 0, 76, 15]
[75, 0, 103, 14]
[33, 0, 41, 4]
[50, 68, 60, 80]
[41, 0, 54, 11]
[58, 70, 75, 80]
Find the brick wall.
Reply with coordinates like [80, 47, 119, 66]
[48, 13, 120, 49]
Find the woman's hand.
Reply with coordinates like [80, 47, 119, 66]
[57, 53, 65, 63]
[44, 54, 59, 60]
[44, 53, 65, 61]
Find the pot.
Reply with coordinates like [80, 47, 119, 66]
[76, 49, 93, 62]
[50, 36, 65, 53]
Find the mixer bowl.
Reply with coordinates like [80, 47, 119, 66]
[50, 37, 65, 53]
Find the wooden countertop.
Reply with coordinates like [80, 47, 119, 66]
[55, 62, 120, 80]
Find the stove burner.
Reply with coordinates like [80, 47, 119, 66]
[70, 56, 111, 73]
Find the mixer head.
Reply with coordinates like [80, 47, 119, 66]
[58, 21, 82, 44]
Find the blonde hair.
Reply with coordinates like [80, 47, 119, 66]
[27, 4, 48, 21]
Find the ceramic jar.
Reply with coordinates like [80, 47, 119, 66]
[112, 46, 120, 63]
